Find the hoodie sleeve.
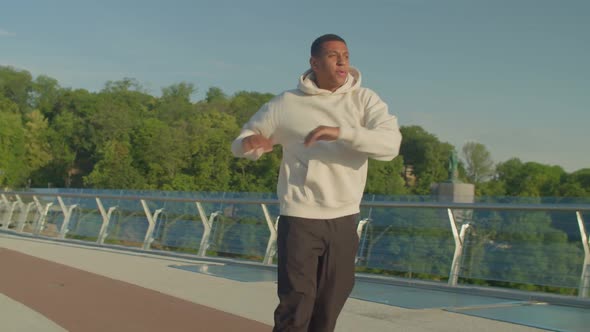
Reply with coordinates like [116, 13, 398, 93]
[338, 90, 402, 161]
[231, 101, 279, 161]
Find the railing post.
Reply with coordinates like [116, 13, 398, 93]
[577, 211, 589, 298]
[32, 196, 53, 235]
[57, 196, 78, 239]
[448, 208, 470, 286]
[16, 199, 34, 233]
[355, 218, 370, 264]
[141, 200, 163, 250]
[1, 194, 19, 230]
[96, 198, 117, 245]
[262, 204, 278, 265]
[196, 202, 220, 257]
[0, 194, 8, 226]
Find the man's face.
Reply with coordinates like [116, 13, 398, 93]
[310, 41, 350, 92]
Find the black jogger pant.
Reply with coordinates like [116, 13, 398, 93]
[273, 214, 359, 332]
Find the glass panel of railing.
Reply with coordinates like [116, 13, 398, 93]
[104, 198, 150, 248]
[10, 198, 28, 230]
[460, 209, 584, 293]
[207, 201, 274, 263]
[41, 204, 64, 237]
[13, 194, 37, 233]
[66, 195, 107, 242]
[150, 200, 203, 254]
[2, 196, 22, 230]
[582, 211, 590, 238]
[29, 194, 58, 236]
[358, 205, 454, 281]
[32, 192, 80, 238]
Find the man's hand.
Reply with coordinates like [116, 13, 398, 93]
[304, 126, 340, 147]
[243, 134, 274, 153]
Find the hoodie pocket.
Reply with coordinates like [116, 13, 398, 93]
[304, 159, 362, 207]
[279, 155, 309, 203]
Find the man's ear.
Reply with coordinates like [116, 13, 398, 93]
[310, 57, 317, 69]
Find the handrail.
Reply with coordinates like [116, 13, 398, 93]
[2, 190, 589, 212]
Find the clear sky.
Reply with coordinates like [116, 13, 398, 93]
[1, 0, 588, 172]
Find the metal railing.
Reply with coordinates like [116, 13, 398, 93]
[1, 189, 589, 298]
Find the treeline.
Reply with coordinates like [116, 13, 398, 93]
[0, 65, 589, 198]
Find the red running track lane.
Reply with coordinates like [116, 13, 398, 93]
[0, 247, 271, 332]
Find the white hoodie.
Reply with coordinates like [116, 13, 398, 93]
[231, 68, 402, 219]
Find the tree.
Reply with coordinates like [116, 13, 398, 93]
[41, 89, 99, 187]
[187, 110, 243, 191]
[201, 87, 231, 114]
[102, 77, 145, 94]
[365, 157, 406, 195]
[24, 110, 53, 172]
[155, 82, 196, 123]
[92, 90, 142, 145]
[462, 141, 494, 183]
[131, 117, 190, 189]
[84, 139, 145, 189]
[205, 87, 227, 104]
[557, 168, 590, 198]
[31, 75, 61, 119]
[569, 168, 590, 190]
[161, 82, 195, 102]
[495, 158, 565, 197]
[477, 180, 506, 197]
[0, 98, 27, 188]
[399, 126, 454, 194]
[227, 91, 274, 125]
[0, 66, 33, 114]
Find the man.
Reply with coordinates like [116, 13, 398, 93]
[231, 34, 402, 332]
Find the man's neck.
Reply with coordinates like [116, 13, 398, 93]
[313, 77, 340, 92]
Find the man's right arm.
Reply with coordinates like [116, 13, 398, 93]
[231, 130, 274, 161]
[231, 101, 278, 161]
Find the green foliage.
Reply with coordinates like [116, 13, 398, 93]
[477, 180, 506, 197]
[157, 82, 196, 123]
[0, 66, 33, 113]
[131, 117, 189, 189]
[227, 91, 274, 125]
[32, 75, 61, 118]
[187, 110, 240, 191]
[0, 66, 588, 200]
[93, 86, 153, 145]
[462, 141, 495, 183]
[365, 157, 406, 195]
[84, 139, 145, 189]
[495, 158, 566, 197]
[399, 125, 454, 194]
[205, 86, 227, 104]
[24, 110, 53, 171]
[0, 103, 27, 187]
[558, 169, 590, 197]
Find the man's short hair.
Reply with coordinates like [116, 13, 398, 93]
[311, 34, 347, 57]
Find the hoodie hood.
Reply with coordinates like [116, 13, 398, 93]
[298, 67, 362, 95]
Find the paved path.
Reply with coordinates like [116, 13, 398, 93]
[0, 247, 271, 332]
[0, 233, 547, 332]
[0, 293, 66, 332]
